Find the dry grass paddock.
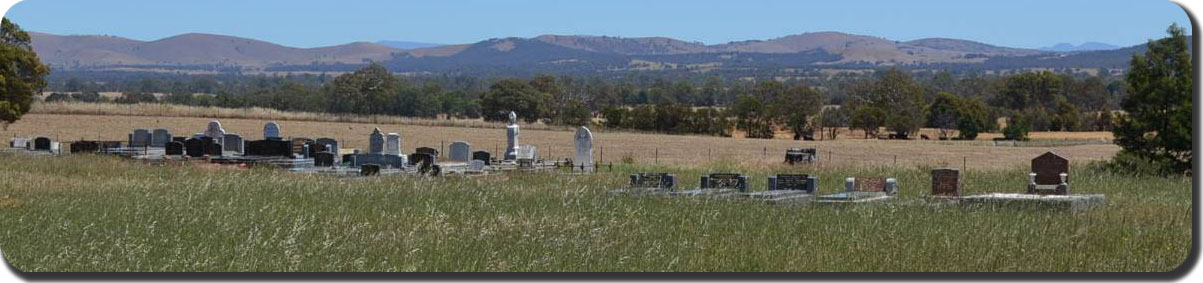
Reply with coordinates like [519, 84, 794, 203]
[5, 112, 1119, 170]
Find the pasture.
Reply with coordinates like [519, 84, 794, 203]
[0, 153, 1190, 272]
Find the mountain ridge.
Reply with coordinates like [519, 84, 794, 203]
[30, 30, 1148, 75]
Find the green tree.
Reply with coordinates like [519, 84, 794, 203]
[1002, 114, 1030, 141]
[851, 106, 886, 139]
[778, 84, 823, 140]
[954, 98, 990, 140]
[0, 18, 50, 129]
[731, 96, 773, 139]
[1112, 24, 1193, 174]
[480, 79, 550, 123]
[820, 106, 850, 140]
[851, 69, 925, 138]
[925, 92, 961, 139]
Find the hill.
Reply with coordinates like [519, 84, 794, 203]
[31, 32, 402, 69]
[31, 30, 1154, 76]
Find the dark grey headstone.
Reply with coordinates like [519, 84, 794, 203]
[472, 151, 492, 165]
[165, 141, 184, 155]
[33, 137, 51, 151]
[314, 152, 335, 167]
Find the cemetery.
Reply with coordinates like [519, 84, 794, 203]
[0, 112, 1180, 273]
[4, 112, 1112, 208]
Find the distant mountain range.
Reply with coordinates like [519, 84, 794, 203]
[375, 40, 446, 50]
[1039, 42, 1121, 52]
[30, 31, 1161, 76]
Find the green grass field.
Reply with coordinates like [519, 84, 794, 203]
[0, 153, 1191, 272]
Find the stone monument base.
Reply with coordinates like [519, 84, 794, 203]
[742, 190, 815, 203]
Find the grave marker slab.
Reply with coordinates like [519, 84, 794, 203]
[165, 141, 184, 155]
[931, 168, 961, 198]
[369, 128, 384, 154]
[360, 164, 380, 176]
[1028, 152, 1070, 195]
[223, 134, 244, 154]
[151, 129, 172, 147]
[612, 173, 676, 195]
[244, 139, 292, 157]
[416, 147, 439, 157]
[574, 126, 594, 172]
[449, 141, 471, 162]
[33, 137, 51, 151]
[671, 173, 748, 197]
[313, 152, 336, 167]
[263, 122, 281, 140]
[130, 129, 151, 147]
[386, 133, 401, 155]
[472, 151, 492, 165]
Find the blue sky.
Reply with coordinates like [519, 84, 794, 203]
[1, 0, 1192, 49]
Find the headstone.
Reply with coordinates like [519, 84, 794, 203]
[129, 129, 151, 147]
[468, 160, 486, 171]
[516, 145, 537, 168]
[205, 142, 223, 156]
[360, 164, 381, 176]
[746, 174, 819, 201]
[184, 137, 207, 157]
[316, 138, 340, 164]
[630, 173, 676, 189]
[10, 138, 28, 148]
[291, 138, 314, 157]
[768, 174, 818, 193]
[263, 122, 281, 140]
[172, 136, 187, 143]
[416, 147, 439, 157]
[165, 141, 184, 155]
[314, 152, 336, 167]
[701, 173, 749, 191]
[449, 141, 471, 162]
[315, 138, 339, 153]
[409, 153, 436, 174]
[348, 153, 405, 169]
[573, 126, 594, 172]
[368, 128, 384, 154]
[244, 139, 293, 157]
[151, 129, 172, 147]
[70, 141, 100, 153]
[33, 137, 51, 151]
[505, 111, 520, 160]
[931, 168, 961, 198]
[785, 148, 818, 165]
[472, 151, 492, 165]
[385, 133, 401, 155]
[223, 134, 244, 154]
[204, 120, 226, 141]
[1028, 151, 1070, 195]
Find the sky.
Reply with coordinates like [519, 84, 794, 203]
[1, 0, 1193, 49]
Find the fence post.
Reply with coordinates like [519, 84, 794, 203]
[893, 155, 897, 166]
[655, 148, 659, 164]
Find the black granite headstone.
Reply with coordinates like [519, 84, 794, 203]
[165, 141, 184, 155]
[472, 151, 492, 165]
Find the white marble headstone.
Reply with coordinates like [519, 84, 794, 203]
[385, 133, 401, 155]
[574, 126, 594, 172]
[505, 111, 520, 160]
[205, 120, 226, 142]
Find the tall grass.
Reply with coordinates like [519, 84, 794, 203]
[29, 102, 566, 131]
[0, 154, 1190, 272]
